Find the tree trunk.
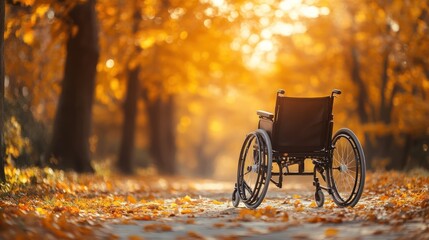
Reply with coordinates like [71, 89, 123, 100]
[116, 2, 141, 174]
[146, 95, 177, 175]
[194, 115, 219, 177]
[0, 0, 6, 182]
[50, 0, 99, 172]
[195, 120, 211, 177]
[349, 45, 376, 168]
[350, 46, 370, 124]
[116, 67, 139, 174]
[403, 135, 429, 170]
[348, 30, 405, 169]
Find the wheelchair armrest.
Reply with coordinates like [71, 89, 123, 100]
[257, 110, 274, 120]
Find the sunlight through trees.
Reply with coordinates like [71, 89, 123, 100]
[2, 0, 429, 177]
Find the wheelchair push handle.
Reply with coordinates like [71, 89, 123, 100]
[277, 89, 340, 97]
[331, 89, 341, 97]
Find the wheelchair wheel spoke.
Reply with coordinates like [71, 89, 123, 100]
[244, 181, 253, 195]
[330, 129, 366, 207]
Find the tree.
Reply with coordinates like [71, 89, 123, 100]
[144, 92, 177, 175]
[117, 67, 140, 174]
[0, 0, 6, 182]
[49, 0, 99, 172]
[140, 0, 178, 175]
[116, 1, 142, 174]
[267, 0, 429, 170]
[343, 0, 429, 169]
[97, 0, 247, 175]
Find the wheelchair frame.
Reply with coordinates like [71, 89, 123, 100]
[232, 89, 366, 209]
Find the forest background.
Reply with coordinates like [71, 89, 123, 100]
[1, 0, 429, 182]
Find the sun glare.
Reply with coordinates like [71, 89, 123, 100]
[258, 39, 273, 52]
[203, 0, 330, 72]
[105, 59, 115, 68]
[210, 0, 225, 7]
[236, 0, 330, 72]
[279, 0, 302, 12]
[204, 0, 230, 15]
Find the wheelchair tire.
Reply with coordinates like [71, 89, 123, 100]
[315, 189, 324, 208]
[237, 129, 272, 209]
[232, 188, 240, 207]
[328, 128, 366, 207]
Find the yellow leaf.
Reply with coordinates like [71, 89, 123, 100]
[127, 195, 137, 203]
[143, 223, 172, 232]
[185, 219, 195, 224]
[212, 200, 223, 205]
[181, 209, 193, 214]
[183, 195, 192, 202]
[36, 5, 50, 17]
[18, 174, 28, 184]
[23, 30, 34, 45]
[307, 216, 325, 223]
[293, 200, 301, 208]
[282, 212, 289, 222]
[106, 181, 113, 191]
[139, 37, 155, 49]
[5, 21, 13, 38]
[36, 207, 47, 215]
[295, 206, 304, 212]
[176, 195, 192, 205]
[292, 194, 301, 199]
[110, 79, 119, 91]
[22, 0, 35, 6]
[179, 31, 188, 40]
[132, 215, 152, 221]
[325, 228, 338, 237]
[379, 195, 389, 201]
[187, 231, 204, 239]
[213, 222, 225, 228]
[128, 235, 144, 240]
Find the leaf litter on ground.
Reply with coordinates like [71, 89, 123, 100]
[0, 166, 428, 239]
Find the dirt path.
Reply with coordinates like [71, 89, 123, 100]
[1, 170, 428, 239]
[105, 178, 429, 239]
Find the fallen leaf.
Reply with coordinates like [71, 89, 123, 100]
[325, 228, 338, 237]
[143, 223, 172, 232]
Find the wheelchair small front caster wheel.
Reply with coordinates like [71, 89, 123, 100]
[232, 188, 240, 207]
[315, 189, 324, 208]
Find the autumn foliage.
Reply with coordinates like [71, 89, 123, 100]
[1, 0, 429, 238]
[1, 0, 427, 178]
[1, 166, 428, 238]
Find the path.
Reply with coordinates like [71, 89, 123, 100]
[104, 176, 429, 239]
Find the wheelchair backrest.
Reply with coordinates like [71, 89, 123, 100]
[272, 96, 332, 153]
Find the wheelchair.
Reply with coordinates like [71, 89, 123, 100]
[232, 89, 366, 209]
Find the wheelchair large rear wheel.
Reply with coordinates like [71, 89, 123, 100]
[329, 128, 366, 207]
[236, 129, 272, 209]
